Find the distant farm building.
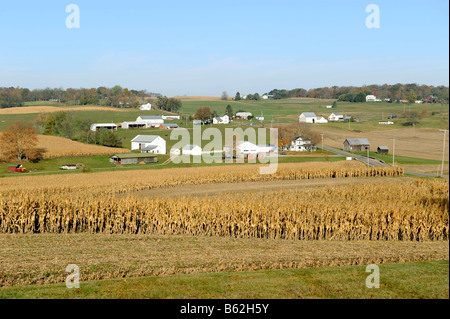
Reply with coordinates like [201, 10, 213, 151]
[343, 138, 371, 152]
[110, 153, 158, 165]
[377, 146, 389, 155]
[139, 103, 152, 110]
[379, 121, 394, 125]
[90, 123, 118, 131]
[299, 112, 317, 123]
[213, 115, 230, 124]
[131, 135, 166, 154]
[290, 136, 314, 152]
[159, 123, 179, 129]
[236, 141, 276, 157]
[136, 116, 164, 127]
[162, 115, 181, 120]
[328, 113, 344, 122]
[121, 121, 147, 129]
[182, 144, 202, 156]
[193, 120, 203, 125]
[235, 112, 252, 119]
[366, 95, 381, 102]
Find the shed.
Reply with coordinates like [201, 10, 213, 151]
[121, 121, 147, 129]
[159, 123, 179, 129]
[109, 153, 158, 165]
[343, 138, 371, 152]
[377, 146, 389, 155]
[131, 135, 166, 154]
[90, 123, 118, 131]
[299, 112, 317, 123]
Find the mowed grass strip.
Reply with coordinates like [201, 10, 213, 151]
[1, 260, 447, 299]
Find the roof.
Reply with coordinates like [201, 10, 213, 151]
[182, 144, 201, 150]
[138, 116, 163, 120]
[300, 112, 316, 117]
[345, 138, 370, 146]
[141, 145, 158, 151]
[111, 153, 157, 159]
[131, 135, 160, 143]
[377, 146, 389, 150]
[160, 123, 179, 127]
[92, 123, 117, 127]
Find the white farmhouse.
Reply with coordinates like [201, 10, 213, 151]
[131, 135, 166, 154]
[139, 103, 152, 110]
[136, 115, 164, 127]
[299, 112, 317, 123]
[213, 115, 230, 124]
[182, 144, 202, 155]
[328, 113, 344, 122]
[366, 95, 381, 102]
[290, 136, 313, 152]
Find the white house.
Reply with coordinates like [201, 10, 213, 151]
[213, 115, 229, 124]
[299, 112, 317, 123]
[366, 95, 381, 102]
[182, 144, 202, 155]
[262, 94, 274, 99]
[136, 116, 164, 127]
[290, 136, 313, 152]
[328, 113, 344, 122]
[235, 112, 252, 119]
[316, 116, 328, 124]
[90, 123, 118, 131]
[131, 135, 166, 154]
[162, 115, 181, 120]
[139, 103, 152, 110]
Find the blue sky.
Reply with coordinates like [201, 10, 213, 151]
[0, 0, 448, 96]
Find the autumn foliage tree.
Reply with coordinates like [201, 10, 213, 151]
[0, 121, 43, 162]
[194, 107, 213, 121]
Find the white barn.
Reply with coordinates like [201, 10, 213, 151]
[236, 141, 276, 156]
[213, 115, 230, 124]
[136, 116, 164, 127]
[90, 123, 118, 131]
[182, 144, 202, 155]
[139, 103, 152, 110]
[131, 135, 166, 154]
[299, 112, 317, 123]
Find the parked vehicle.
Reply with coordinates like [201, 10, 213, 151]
[8, 164, 26, 172]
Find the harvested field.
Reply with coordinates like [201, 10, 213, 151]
[0, 233, 447, 287]
[0, 106, 127, 115]
[312, 126, 449, 161]
[36, 135, 130, 158]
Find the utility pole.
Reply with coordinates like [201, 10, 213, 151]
[321, 134, 324, 151]
[440, 129, 448, 177]
[392, 138, 395, 167]
[367, 147, 370, 167]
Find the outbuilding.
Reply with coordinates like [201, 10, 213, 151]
[131, 135, 166, 154]
[182, 144, 202, 155]
[343, 138, 371, 152]
[377, 146, 389, 155]
[159, 123, 179, 129]
[136, 116, 164, 127]
[109, 153, 158, 165]
[90, 123, 118, 131]
[299, 112, 317, 123]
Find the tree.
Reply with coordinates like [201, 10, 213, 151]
[332, 101, 337, 108]
[225, 104, 233, 117]
[407, 91, 417, 103]
[221, 91, 228, 100]
[194, 107, 213, 121]
[0, 121, 38, 161]
[234, 92, 241, 101]
[354, 92, 366, 103]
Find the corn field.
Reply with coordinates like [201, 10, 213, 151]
[0, 178, 447, 241]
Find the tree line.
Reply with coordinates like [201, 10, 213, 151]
[0, 86, 162, 108]
[264, 84, 449, 103]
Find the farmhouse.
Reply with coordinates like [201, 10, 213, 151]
[121, 121, 147, 129]
[235, 112, 252, 119]
[377, 146, 389, 154]
[139, 103, 152, 110]
[182, 144, 202, 155]
[299, 112, 317, 123]
[343, 138, 371, 152]
[159, 123, 179, 129]
[90, 123, 118, 131]
[136, 116, 164, 127]
[290, 136, 313, 152]
[213, 115, 230, 124]
[109, 153, 158, 165]
[131, 135, 166, 154]
[328, 113, 344, 121]
[366, 95, 381, 102]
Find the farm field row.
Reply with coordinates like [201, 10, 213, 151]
[0, 233, 447, 289]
